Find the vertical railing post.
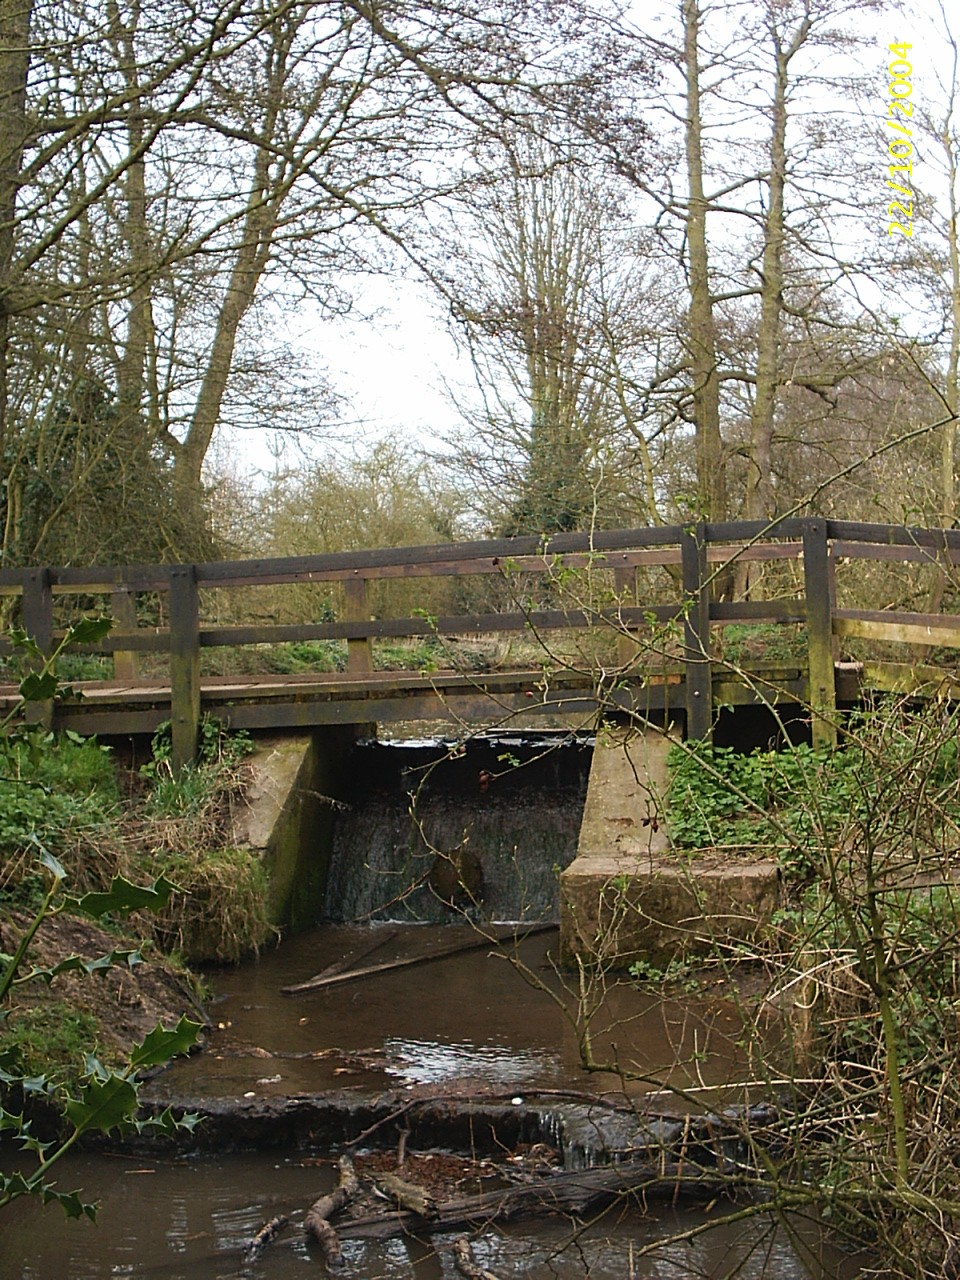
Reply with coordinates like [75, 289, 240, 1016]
[613, 565, 637, 669]
[169, 565, 200, 772]
[21, 568, 54, 727]
[343, 574, 373, 675]
[680, 523, 712, 740]
[111, 585, 139, 681]
[802, 517, 838, 749]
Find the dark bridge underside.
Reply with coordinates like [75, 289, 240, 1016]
[0, 662, 921, 739]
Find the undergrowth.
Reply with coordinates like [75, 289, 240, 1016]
[2, 716, 272, 964]
[665, 727, 960, 878]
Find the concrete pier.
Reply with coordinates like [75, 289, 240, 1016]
[560, 727, 780, 967]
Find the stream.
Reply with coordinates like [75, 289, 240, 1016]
[2, 736, 866, 1277]
[3, 927, 864, 1280]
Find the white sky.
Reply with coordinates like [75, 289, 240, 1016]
[239, 0, 959, 481]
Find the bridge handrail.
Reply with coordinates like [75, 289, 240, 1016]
[4, 517, 960, 766]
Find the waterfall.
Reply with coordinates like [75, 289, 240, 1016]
[322, 734, 592, 924]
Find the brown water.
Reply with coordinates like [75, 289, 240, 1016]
[147, 926, 751, 1101]
[2, 926, 863, 1279]
[0, 1150, 856, 1280]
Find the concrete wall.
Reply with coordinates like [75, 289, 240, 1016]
[560, 726, 780, 967]
[231, 727, 357, 932]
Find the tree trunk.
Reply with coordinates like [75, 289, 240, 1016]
[682, 0, 725, 524]
[174, 15, 296, 500]
[739, 10, 811, 596]
[0, 0, 33, 462]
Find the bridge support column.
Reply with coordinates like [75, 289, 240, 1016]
[111, 586, 139, 680]
[681, 523, 712, 740]
[344, 575, 373, 674]
[21, 568, 53, 727]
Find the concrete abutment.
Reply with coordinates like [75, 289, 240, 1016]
[560, 727, 781, 968]
[231, 726, 359, 932]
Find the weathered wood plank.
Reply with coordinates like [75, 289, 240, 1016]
[827, 520, 960, 551]
[110, 587, 139, 680]
[834, 607, 960, 632]
[832, 540, 949, 566]
[168, 565, 201, 771]
[342, 576, 373, 674]
[196, 605, 685, 648]
[833, 615, 960, 649]
[710, 600, 806, 622]
[803, 519, 837, 748]
[21, 569, 54, 728]
[681, 523, 712, 740]
[705, 541, 802, 565]
[859, 660, 960, 697]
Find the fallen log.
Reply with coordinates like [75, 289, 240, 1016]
[376, 1171, 437, 1219]
[281, 924, 555, 995]
[305, 1154, 359, 1268]
[454, 1236, 502, 1280]
[337, 1159, 733, 1241]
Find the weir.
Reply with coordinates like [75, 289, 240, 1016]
[233, 719, 780, 964]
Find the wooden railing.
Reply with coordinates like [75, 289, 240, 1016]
[2, 517, 960, 767]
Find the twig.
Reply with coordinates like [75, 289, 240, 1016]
[453, 1236, 502, 1280]
[304, 1154, 359, 1269]
[242, 1214, 289, 1263]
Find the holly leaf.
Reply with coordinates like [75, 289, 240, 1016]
[128, 1016, 203, 1070]
[65, 617, 112, 646]
[18, 672, 58, 702]
[1, 1171, 97, 1220]
[139, 1106, 203, 1136]
[65, 874, 177, 919]
[7, 628, 42, 659]
[16, 948, 143, 986]
[41, 1184, 98, 1221]
[64, 1074, 139, 1133]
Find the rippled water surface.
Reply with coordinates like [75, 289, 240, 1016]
[2, 926, 864, 1279]
[1, 1146, 857, 1279]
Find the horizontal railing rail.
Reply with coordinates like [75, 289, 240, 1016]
[2, 517, 960, 766]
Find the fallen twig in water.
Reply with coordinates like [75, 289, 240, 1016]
[304, 1154, 359, 1269]
[281, 924, 554, 995]
[453, 1235, 502, 1280]
[242, 1214, 289, 1264]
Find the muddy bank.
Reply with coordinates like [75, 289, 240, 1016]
[0, 909, 208, 1060]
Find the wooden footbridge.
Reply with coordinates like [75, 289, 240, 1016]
[3, 517, 960, 768]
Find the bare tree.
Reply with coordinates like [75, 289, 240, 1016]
[1, 0, 632, 562]
[436, 136, 660, 533]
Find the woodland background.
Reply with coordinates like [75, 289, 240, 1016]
[1, 0, 956, 582]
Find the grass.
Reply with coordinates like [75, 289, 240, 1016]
[1, 1001, 101, 1085]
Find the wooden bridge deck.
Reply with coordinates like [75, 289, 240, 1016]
[3, 517, 960, 761]
[0, 659, 936, 739]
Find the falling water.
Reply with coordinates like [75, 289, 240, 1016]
[322, 733, 592, 923]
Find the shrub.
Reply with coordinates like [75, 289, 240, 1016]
[150, 845, 275, 964]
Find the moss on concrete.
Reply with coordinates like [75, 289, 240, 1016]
[232, 728, 357, 932]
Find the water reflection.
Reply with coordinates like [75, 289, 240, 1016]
[1, 1148, 860, 1279]
[1, 926, 861, 1278]
[381, 1036, 562, 1086]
